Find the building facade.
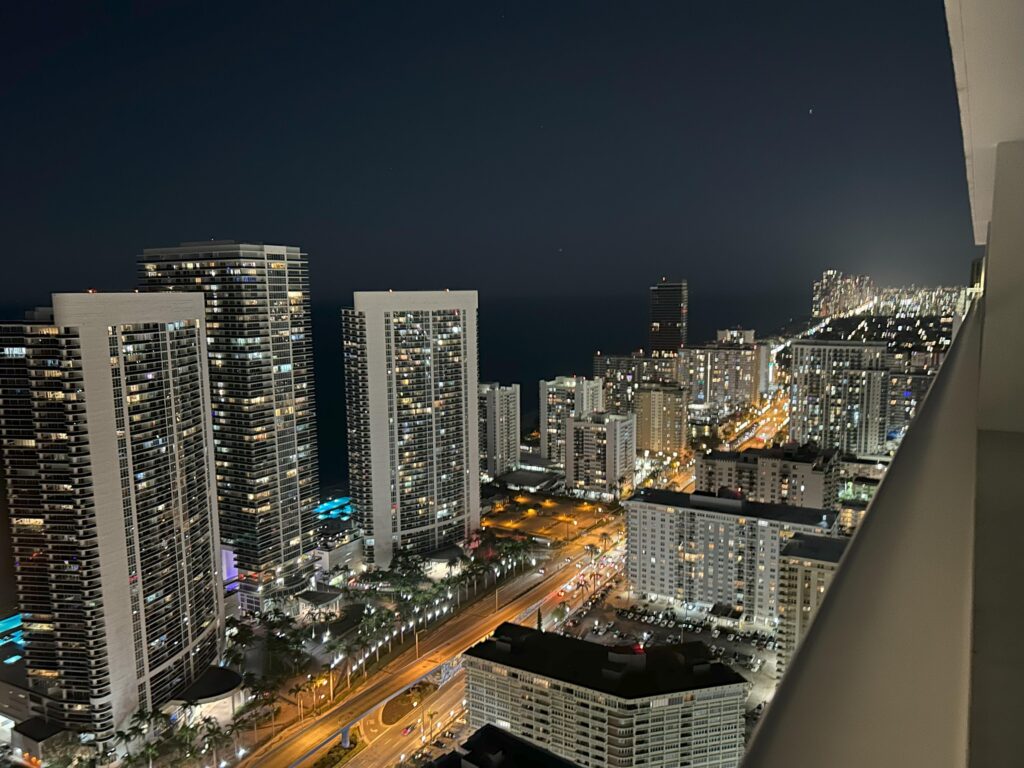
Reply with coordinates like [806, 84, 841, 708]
[565, 412, 636, 500]
[478, 382, 520, 480]
[789, 340, 890, 455]
[592, 351, 680, 416]
[539, 376, 604, 468]
[678, 334, 764, 415]
[886, 370, 935, 441]
[139, 241, 319, 612]
[343, 291, 480, 568]
[625, 490, 837, 627]
[465, 623, 748, 768]
[694, 444, 840, 510]
[649, 277, 689, 351]
[776, 534, 848, 680]
[635, 384, 689, 456]
[0, 293, 223, 749]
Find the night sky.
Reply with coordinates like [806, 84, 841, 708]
[2, 0, 978, 309]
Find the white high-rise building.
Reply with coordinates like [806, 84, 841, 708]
[776, 534, 848, 680]
[625, 489, 837, 627]
[478, 382, 520, 480]
[539, 376, 603, 467]
[139, 241, 320, 612]
[343, 291, 480, 568]
[465, 622, 748, 768]
[0, 293, 224, 749]
[790, 340, 890, 455]
[566, 412, 636, 500]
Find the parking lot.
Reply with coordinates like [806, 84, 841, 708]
[556, 588, 778, 732]
[483, 493, 615, 543]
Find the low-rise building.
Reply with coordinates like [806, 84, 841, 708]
[776, 534, 849, 680]
[694, 443, 840, 510]
[464, 622, 748, 768]
[426, 724, 579, 768]
[625, 490, 837, 628]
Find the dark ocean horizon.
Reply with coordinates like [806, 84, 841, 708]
[312, 289, 808, 497]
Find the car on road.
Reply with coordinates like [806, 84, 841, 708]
[402, 725, 414, 736]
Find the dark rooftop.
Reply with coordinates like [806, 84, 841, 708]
[426, 724, 578, 768]
[171, 665, 242, 704]
[14, 716, 67, 744]
[781, 533, 849, 564]
[626, 488, 837, 530]
[296, 587, 344, 607]
[464, 623, 746, 699]
[496, 469, 561, 488]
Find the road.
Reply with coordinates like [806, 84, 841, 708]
[729, 395, 790, 452]
[242, 524, 618, 768]
[347, 674, 467, 768]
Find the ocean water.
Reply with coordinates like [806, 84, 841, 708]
[312, 289, 807, 495]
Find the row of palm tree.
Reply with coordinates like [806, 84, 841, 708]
[111, 703, 261, 768]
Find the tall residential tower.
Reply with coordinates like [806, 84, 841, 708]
[0, 293, 223, 749]
[539, 376, 604, 468]
[343, 291, 480, 568]
[648, 277, 689, 351]
[138, 241, 319, 612]
[478, 382, 520, 480]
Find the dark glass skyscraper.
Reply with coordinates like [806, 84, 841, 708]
[139, 242, 320, 612]
[648, 277, 689, 351]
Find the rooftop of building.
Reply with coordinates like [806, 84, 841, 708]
[495, 469, 562, 489]
[143, 240, 303, 252]
[170, 665, 243, 704]
[703, 442, 837, 466]
[572, 411, 633, 425]
[626, 488, 837, 529]
[296, 587, 345, 608]
[0, 652, 26, 688]
[426, 724, 579, 768]
[14, 716, 66, 744]
[464, 622, 746, 699]
[781, 533, 849, 564]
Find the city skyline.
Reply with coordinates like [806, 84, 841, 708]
[0, 2, 1018, 767]
[0, 1, 979, 311]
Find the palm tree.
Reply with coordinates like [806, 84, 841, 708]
[201, 716, 230, 766]
[445, 556, 460, 578]
[340, 637, 361, 690]
[288, 683, 307, 721]
[600, 531, 612, 553]
[136, 739, 160, 768]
